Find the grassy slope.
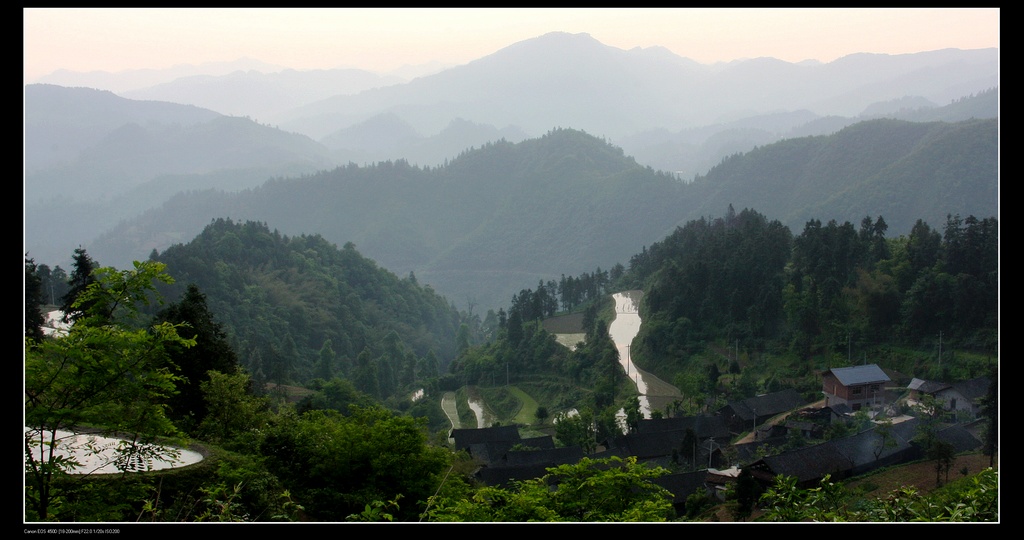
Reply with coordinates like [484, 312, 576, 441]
[506, 386, 539, 425]
[843, 452, 996, 499]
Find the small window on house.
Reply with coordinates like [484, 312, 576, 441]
[851, 386, 863, 395]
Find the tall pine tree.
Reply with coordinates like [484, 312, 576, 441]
[154, 283, 240, 431]
[59, 247, 99, 324]
[25, 256, 46, 343]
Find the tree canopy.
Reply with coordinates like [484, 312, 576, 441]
[25, 260, 194, 521]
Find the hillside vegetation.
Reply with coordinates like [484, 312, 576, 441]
[26, 198, 998, 521]
[148, 218, 470, 405]
[87, 119, 997, 313]
[25, 109, 997, 521]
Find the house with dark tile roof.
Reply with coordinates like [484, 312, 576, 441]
[935, 424, 983, 454]
[604, 430, 690, 461]
[462, 435, 559, 467]
[909, 376, 991, 421]
[651, 470, 711, 514]
[748, 438, 854, 487]
[504, 446, 585, 467]
[465, 441, 518, 465]
[637, 414, 732, 440]
[461, 431, 585, 487]
[782, 418, 823, 440]
[825, 403, 854, 418]
[732, 436, 789, 466]
[908, 377, 950, 400]
[451, 425, 521, 453]
[518, 435, 556, 450]
[704, 466, 743, 501]
[747, 417, 921, 487]
[603, 428, 727, 470]
[716, 388, 808, 435]
[474, 447, 639, 488]
[476, 464, 553, 487]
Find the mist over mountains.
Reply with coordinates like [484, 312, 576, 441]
[24, 31, 998, 311]
[279, 33, 995, 139]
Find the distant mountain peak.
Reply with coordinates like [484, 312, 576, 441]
[495, 31, 609, 55]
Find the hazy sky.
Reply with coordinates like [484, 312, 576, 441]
[24, 7, 999, 83]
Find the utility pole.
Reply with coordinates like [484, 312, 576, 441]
[706, 437, 717, 469]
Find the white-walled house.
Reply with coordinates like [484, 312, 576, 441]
[908, 376, 990, 420]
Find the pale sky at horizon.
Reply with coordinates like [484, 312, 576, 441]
[24, 7, 999, 83]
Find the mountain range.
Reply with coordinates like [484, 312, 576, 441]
[23, 32, 999, 311]
[84, 118, 996, 312]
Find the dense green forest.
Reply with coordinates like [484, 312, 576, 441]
[145, 218, 471, 394]
[684, 118, 997, 236]
[468, 206, 997, 418]
[626, 207, 997, 412]
[86, 119, 997, 315]
[25, 201, 997, 522]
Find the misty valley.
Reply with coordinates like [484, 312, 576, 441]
[24, 32, 998, 523]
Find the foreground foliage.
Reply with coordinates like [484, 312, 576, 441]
[758, 467, 998, 522]
[259, 406, 451, 521]
[25, 261, 194, 521]
[424, 456, 675, 522]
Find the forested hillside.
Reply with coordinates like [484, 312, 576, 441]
[92, 128, 693, 310]
[24, 84, 339, 267]
[485, 207, 997, 419]
[686, 118, 997, 235]
[625, 208, 997, 410]
[24, 27, 999, 524]
[89, 119, 996, 313]
[148, 218, 470, 398]
[24, 84, 335, 201]
[25, 204, 998, 522]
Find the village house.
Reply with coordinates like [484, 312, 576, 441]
[452, 426, 592, 487]
[821, 364, 891, 412]
[703, 465, 742, 501]
[651, 470, 711, 515]
[455, 366, 990, 494]
[746, 417, 921, 488]
[908, 375, 991, 421]
[716, 388, 807, 436]
[598, 414, 731, 470]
